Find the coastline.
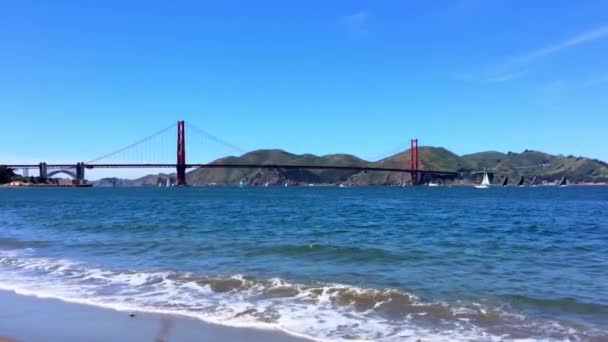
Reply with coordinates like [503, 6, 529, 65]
[0, 289, 310, 342]
[0, 184, 92, 188]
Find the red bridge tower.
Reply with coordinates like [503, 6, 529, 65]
[176, 120, 187, 186]
[410, 139, 419, 185]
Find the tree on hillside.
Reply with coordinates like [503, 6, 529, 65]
[0, 166, 17, 184]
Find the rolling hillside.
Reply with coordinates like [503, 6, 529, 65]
[462, 150, 608, 183]
[186, 149, 370, 186]
[346, 147, 468, 185]
[92, 148, 608, 186]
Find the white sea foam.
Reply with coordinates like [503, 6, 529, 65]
[0, 251, 600, 342]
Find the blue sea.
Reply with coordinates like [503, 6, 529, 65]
[0, 186, 607, 341]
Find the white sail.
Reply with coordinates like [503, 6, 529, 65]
[475, 171, 491, 189]
[481, 172, 491, 186]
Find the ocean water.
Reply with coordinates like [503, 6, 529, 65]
[0, 186, 607, 341]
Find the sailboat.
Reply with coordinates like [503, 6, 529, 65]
[475, 171, 491, 189]
[165, 178, 171, 187]
[530, 176, 537, 187]
[517, 176, 525, 187]
[559, 176, 567, 187]
[502, 176, 509, 187]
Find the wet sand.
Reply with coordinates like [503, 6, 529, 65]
[0, 290, 310, 342]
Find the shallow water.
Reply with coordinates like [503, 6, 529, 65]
[0, 186, 607, 341]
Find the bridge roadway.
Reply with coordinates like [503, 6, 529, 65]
[4, 163, 457, 176]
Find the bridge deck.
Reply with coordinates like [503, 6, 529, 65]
[4, 163, 457, 176]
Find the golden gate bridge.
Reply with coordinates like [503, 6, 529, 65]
[3, 121, 457, 185]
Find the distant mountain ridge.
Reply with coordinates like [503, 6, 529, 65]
[92, 148, 608, 186]
[461, 150, 608, 183]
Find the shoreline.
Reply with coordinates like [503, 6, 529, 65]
[0, 289, 311, 342]
[3, 183, 608, 188]
[0, 184, 92, 188]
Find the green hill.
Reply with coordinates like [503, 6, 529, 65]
[186, 149, 370, 186]
[461, 151, 507, 169]
[93, 173, 175, 187]
[462, 150, 608, 183]
[90, 148, 608, 186]
[348, 147, 467, 185]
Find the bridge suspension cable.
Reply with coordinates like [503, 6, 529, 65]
[86, 123, 176, 164]
[366, 142, 412, 162]
[186, 121, 247, 155]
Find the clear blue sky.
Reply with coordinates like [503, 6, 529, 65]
[1, 1, 607, 178]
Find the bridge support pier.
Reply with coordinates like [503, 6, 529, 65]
[39, 162, 48, 179]
[76, 162, 85, 181]
[410, 139, 419, 185]
[176, 120, 187, 186]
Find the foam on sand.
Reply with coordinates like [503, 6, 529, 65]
[0, 251, 605, 341]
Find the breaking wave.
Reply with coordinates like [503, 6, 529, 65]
[0, 251, 605, 341]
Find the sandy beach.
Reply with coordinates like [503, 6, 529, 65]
[0, 290, 309, 342]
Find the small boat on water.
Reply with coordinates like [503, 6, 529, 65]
[559, 176, 567, 187]
[502, 176, 509, 187]
[517, 176, 525, 187]
[427, 181, 440, 187]
[530, 176, 538, 187]
[475, 171, 491, 189]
